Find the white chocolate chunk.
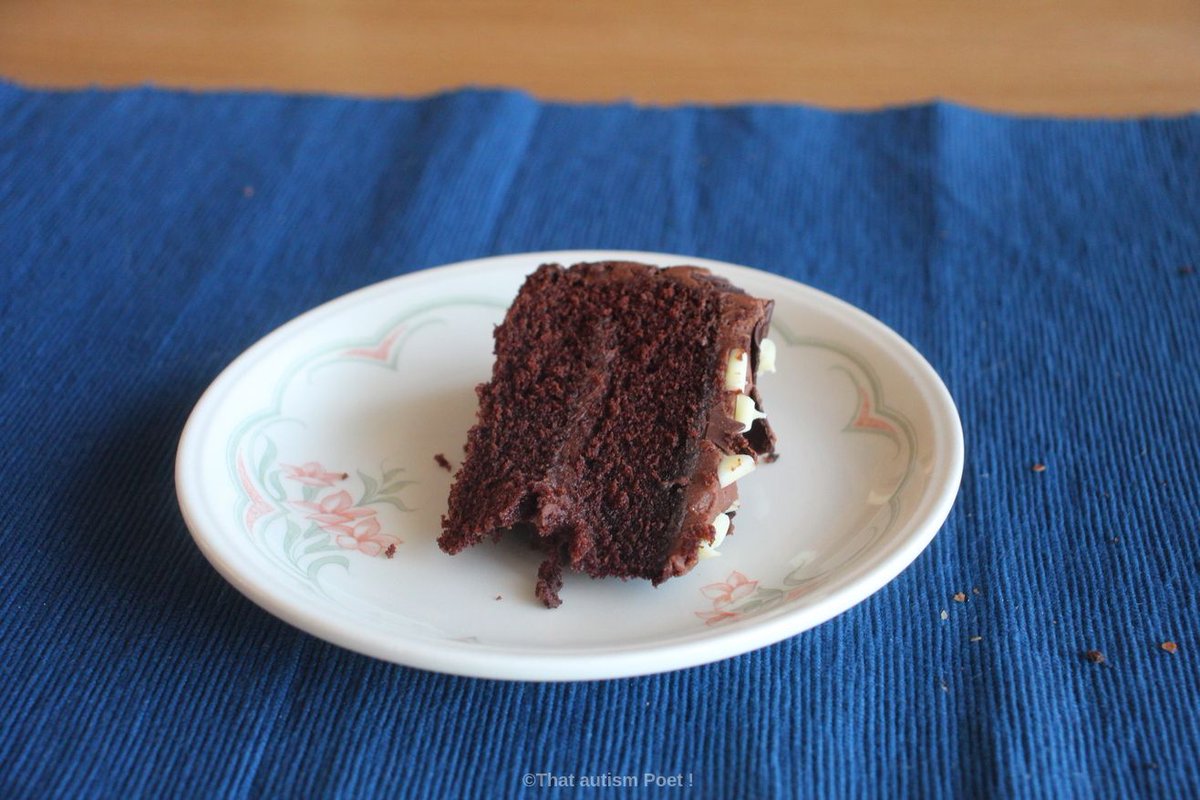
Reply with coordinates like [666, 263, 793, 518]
[711, 511, 731, 545]
[758, 338, 777, 374]
[697, 513, 731, 559]
[734, 393, 767, 432]
[717, 454, 756, 488]
[724, 349, 748, 392]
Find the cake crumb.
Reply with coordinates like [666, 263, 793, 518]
[940, 609, 949, 621]
[1031, 462, 1047, 473]
[384, 544, 396, 559]
[434, 453, 452, 472]
[1161, 641, 1179, 654]
[339, 472, 349, 480]
[972, 587, 982, 595]
[953, 592, 967, 603]
[535, 558, 564, 609]
[969, 635, 983, 643]
[495, 595, 502, 601]
[1083, 649, 1105, 664]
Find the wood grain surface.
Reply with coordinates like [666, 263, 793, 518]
[3, 0, 1199, 115]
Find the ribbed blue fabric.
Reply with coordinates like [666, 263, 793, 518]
[1, 82, 1197, 798]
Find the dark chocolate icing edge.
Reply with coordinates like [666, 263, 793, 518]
[656, 269, 777, 583]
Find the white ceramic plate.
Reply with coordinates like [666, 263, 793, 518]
[176, 250, 963, 681]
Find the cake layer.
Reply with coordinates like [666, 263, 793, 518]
[439, 261, 775, 606]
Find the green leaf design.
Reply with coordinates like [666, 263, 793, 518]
[301, 485, 318, 502]
[282, 519, 302, 559]
[381, 479, 415, 496]
[382, 467, 406, 483]
[257, 437, 278, 485]
[357, 469, 379, 503]
[355, 468, 414, 511]
[266, 470, 286, 503]
[304, 538, 338, 555]
[306, 555, 349, 582]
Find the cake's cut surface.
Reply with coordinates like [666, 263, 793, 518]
[439, 261, 777, 607]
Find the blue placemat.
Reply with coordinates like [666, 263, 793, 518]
[1, 81, 1197, 797]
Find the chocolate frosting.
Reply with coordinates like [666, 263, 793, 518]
[658, 269, 776, 580]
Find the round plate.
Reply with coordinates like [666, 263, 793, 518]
[176, 250, 963, 680]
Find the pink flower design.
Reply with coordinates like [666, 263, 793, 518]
[851, 385, 897, 435]
[281, 462, 344, 487]
[695, 609, 741, 626]
[700, 570, 759, 608]
[291, 490, 373, 529]
[343, 325, 405, 362]
[331, 516, 401, 557]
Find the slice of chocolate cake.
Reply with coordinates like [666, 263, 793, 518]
[439, 261, 778, 607]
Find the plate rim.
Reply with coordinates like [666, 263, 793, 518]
[176, 249, 964, 681]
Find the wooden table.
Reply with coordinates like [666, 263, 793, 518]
[3, 0, 1199, 116]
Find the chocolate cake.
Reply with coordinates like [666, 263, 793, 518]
[439, 261, 778, 607]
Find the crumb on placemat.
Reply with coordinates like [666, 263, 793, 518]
[434, 453, 452, 472]
[384, 543, 396, 559]
[1161, 641, 1178, 654]
[953, 592, 966, 603]
[494, 595, 502, 601]
[1083, 649, 1105, 664]
[1031, 462, 1047, 473]
[969, 635, 983, 643]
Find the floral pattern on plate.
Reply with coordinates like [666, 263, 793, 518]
[235, 438, 411, 585]
[223, 301, 502, 592]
